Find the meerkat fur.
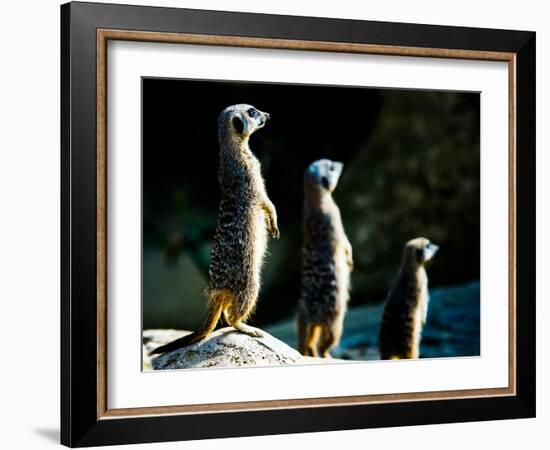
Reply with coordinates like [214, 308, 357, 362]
[150, 104, 278, 356]
[297, 159, 353, 358]
[379, 237, 439, 360]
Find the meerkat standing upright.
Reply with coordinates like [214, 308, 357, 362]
[150, 104, 279, 356]
[379, 237, 439, 360]
[297, 159, 353, 358]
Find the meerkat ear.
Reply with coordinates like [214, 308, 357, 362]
[416, 248, 425, 262]
[232, 116, 244, 134]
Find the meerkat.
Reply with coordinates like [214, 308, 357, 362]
[379, 237, 439, 360]
[150, 104, 279, 356]
[297, 159, 353, 358]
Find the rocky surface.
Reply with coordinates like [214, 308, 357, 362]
[145, 327, 334, 371]
[143, 329, 189, 370]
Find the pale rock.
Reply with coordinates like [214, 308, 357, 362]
[146, 327, 305, 370]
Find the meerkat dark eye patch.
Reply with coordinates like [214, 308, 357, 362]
[248, 108, 257, 118]
[232, 116, 244, 134]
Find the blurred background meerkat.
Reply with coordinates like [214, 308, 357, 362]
[379, 237, 439, 360]
[297, 159, 353, 358]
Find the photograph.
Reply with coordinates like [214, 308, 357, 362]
[141, 77, 481, 371]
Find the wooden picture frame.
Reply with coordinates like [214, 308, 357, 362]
[61, 1, 535, 447]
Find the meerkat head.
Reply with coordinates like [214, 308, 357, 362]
[403, 237, 439, 267]
[305, 159, 344, 193]
[219, 104, 270, 140]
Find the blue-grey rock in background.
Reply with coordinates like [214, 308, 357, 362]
[265, 281, 480, 360]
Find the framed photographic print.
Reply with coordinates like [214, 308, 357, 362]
[61, 1, 536, 447]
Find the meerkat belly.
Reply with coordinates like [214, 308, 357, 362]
[334, 244, 351, 305]
[300, 253, 342, 323]
[411, 288, 428, 354]
[248, 207, 268, 274]
[209, 204, 267, 294]
[411, 308, 422, 358]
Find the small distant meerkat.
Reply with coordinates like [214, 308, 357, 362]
[297, 159, 353, 358]
[379, 237, 439, 360]
[150, 104, 279, 356]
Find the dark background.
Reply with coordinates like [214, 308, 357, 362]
[142, 77, 480, 334]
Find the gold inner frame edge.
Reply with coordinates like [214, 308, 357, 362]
[95, 29, 517, 420]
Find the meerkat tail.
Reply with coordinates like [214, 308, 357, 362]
[149, 299, 225, 356]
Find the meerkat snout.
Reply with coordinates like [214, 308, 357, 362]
[419, 241, 439, 263]
[262, 112, 270, 123]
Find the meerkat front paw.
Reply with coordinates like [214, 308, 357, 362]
[270, 222, 280, 239]
[265, 214, 279, 239]
[345, 244, 354, 270]
[262, 203, 280, 239]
